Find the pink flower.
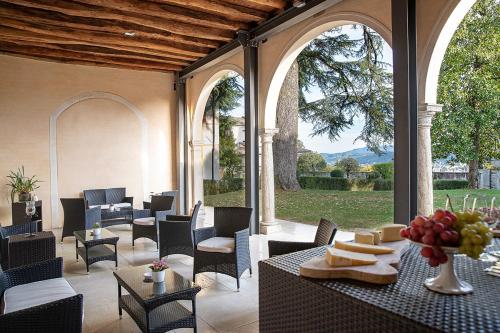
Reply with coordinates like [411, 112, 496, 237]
[149, 259, 168, 272]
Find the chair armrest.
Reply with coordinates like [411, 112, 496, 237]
[133, 209, 151, 219]
[234, 228, 250, 249]
[122, 196, 134, 205]
[85, 206, 101, 229]
[193, 227, 216, 245]
[165, 215, 191, 222]
[4, 257, 63, 289]
[0, 294, 83, 333]
[155, 210, 172, 222]
[267, 240, 317, 257]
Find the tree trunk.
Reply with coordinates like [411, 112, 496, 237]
[468, 120, 481, 189]
[273, 59, 301, 191]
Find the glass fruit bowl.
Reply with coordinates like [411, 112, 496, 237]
[411, 241, 473, 295]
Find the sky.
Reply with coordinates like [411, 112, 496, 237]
[229, 25, 393, 154]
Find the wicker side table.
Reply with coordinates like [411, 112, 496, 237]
[8, 231, 56, 269]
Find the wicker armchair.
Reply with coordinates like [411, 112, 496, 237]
[158, 201, 201, 259]
[193, 207, 253, 290]
[132, 195, 175, 248]
[61, 198, 101, 242]
[0, 220, 42, 268]
[268, 218, 337, 257]
[0, 258, 83, 333]
[143, 191, 177, 212]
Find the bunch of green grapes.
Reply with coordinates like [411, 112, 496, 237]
[459, 222, 493, 259]
[453, 211, 482, 231]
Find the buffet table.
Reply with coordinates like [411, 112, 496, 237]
[259, 239, 499, 333]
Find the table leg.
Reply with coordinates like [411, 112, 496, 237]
[118, 284, 122, 317]
[75, 239, 79, 261]
[85, 246, 89, 273]
[115, 243, 118, 269]
[193, 297, 197, 333]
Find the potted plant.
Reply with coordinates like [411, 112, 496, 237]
[149, 259, 168, 283]
[6, 166, 40, 202]
[92, 222, 102, 236]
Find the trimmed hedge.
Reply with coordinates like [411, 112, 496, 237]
[433, 179, 468, 190]
[299, 176, 350, 190]
[204, 178, 244, 195]
[373, 179, 394, 191]
[298, 177, 393, 191]
[330, 169, 345, 178]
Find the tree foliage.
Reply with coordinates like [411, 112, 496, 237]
[372, 162, 394, 180]
[204, 73, 244, 179]
[297, 152, 327, 175]
[298, 25, 393, 154]
[336, 157, 360, 177]
[431, 0, 500, 187]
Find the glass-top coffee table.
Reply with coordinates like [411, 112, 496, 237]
[113, 266, 201, 333]
[74, 229, 119, 273]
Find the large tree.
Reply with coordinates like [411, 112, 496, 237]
[204, 74, 243, 179]
[297, 152, 327, 176]
[431, 0, 500, 188]
[274, 25, 393, 190]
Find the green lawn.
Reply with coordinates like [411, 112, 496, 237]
[204, 188, 499, 230]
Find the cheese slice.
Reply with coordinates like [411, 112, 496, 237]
[380, 224, 406, 242]
[334, 240, 394, 254]
[370, 230, 381, 245]
[354, 231, 375, 245]
[325, 248, 377, 267]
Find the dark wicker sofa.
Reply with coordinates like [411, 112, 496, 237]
[0, 220, 42, 268]
[0, 257, 83, 333]
[83, 187, 133, 209]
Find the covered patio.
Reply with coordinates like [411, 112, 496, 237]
[1, 0, 498, 333]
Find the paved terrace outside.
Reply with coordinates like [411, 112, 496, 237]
[57, 207, 354, 333]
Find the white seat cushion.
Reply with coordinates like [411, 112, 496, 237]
[89, 204, 110, 210]
[197, 237, 235, 254]
[133, 217, 155, 226]
[114, 202, 131, 208]
[4, 278, 76, 314]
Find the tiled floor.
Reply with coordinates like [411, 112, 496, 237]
[54, 207, 354, 333]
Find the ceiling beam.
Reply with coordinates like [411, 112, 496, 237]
[73, 0, 247, 31]
[0, 51, 174, 72]
[152, 0, 269, 22]
[0, 38, 191, 66]
[0, 0, 234, 41]
[0, 3, 221, 49]
[222, 0, 286, 11]
[0, 26, 200, 61]
[0, 41, 182, 71]
[0, 17, 211, 58]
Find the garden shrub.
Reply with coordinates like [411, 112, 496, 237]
[204, 178, 244, 195]
[433, 179, 468, 190]
[350, 179, 375, 191]
[372, 162, 394, 179]
[373, 179, 393, 191]
[298, 176, 351, 190]
[330, 169, 345, 178]
[367, 171, 382, 179]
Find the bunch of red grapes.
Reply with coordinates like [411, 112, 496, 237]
[400, 209, 460, 267]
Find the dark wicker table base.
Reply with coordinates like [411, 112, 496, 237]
[259, 240, 500, 333]
[74, 229, 119, 273]
[8, 231, 56, 269]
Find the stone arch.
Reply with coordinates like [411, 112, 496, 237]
[50, 91, 149, 228]
[189, 64, 243, 207]
[262, 12, 392, 129]
[419, 0, 476, 104]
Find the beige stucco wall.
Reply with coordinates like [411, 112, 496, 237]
[0, 55, 177, 229]
[181, 0, 464, 208]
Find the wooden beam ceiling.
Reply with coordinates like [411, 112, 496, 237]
[0, 0, 288, 72]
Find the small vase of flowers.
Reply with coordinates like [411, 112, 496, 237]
[92, 222, 101, 236]
[149, 259, 168, 283]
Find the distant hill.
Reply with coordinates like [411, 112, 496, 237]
[321, 146, 394, 165]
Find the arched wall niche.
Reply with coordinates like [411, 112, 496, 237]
[50, 91, 149, 228]
[261, 12, 392, 129]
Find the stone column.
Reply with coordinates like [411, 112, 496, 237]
[417, 103, 442, 216]
[259, 128, 280, 234]
[191, 140, 204, 208]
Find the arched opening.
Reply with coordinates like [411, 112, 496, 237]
[50, 92, 148, 228]
[190, 67, 244, 209]
[263, 17, 395, 230]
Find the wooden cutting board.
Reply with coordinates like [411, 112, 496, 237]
[299, 240, 410, 285]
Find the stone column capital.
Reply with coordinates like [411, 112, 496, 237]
[418, 103, 443, 128]
[259, 128, 279, 143]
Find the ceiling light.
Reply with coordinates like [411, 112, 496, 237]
[292, 0, 306, 8]
[124, 31, 136, 37]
